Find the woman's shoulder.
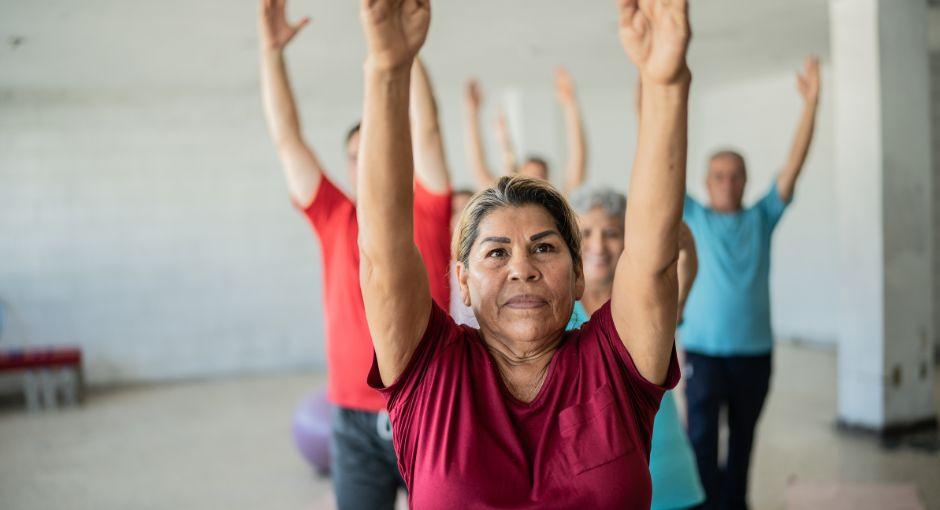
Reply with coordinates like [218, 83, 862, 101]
[428, 303, 485, 354]
[371, 303, 480, 406]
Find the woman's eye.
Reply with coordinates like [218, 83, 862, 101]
[534, 243, 555, 254]
[487, 248, 507, 258]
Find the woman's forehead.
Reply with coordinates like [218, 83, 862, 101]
[578, 217, 621, 237]
[579, 207, 621, 225]
[476, 205, 557, 239]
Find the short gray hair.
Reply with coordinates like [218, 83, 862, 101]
[569, 187, 626, 220]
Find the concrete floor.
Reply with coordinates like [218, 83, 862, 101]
[0, 343, 937, 510]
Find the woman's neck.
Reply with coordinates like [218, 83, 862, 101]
[481, 332, 563, 403]
[581, 283, 613, 315]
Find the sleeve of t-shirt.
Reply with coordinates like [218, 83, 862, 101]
[413, 181, 453, 310]
[367, 302, 461, 413]
[683, 194, 704, 221]
[755, 182, 790, 232]
[366, 303, 463, 488]
[580, 301, 681, 415]
[299, 176, 355, 240]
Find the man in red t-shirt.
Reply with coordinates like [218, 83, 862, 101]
[258, 2, 451, 508]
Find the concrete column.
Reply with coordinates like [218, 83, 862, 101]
[931, 11, 940, 365]
[831, 0, 936, 432]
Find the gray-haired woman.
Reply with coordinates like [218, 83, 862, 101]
[355, 0, 691, 507]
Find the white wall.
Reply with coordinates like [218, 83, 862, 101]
[0, 87, 359, 384]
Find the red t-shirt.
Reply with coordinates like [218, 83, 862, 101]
[303, 176, 451, 412]
[368, 301, 679, 509]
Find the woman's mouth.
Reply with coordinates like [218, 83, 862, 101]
[504, 294, 549, 309]
[584, 255, 611, 267]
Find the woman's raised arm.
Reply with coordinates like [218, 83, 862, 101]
[611, 0, 691, 385]
[357, 0, 433, 386]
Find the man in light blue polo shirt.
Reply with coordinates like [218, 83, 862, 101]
[681, 55, 821, 510]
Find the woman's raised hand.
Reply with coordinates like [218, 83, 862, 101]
[796, 55, 821, 105]
[555, 67, 576, 105]
[360, 0, 431, 72]
[616, 0, 691, 85]
[259, 0, 310, 52]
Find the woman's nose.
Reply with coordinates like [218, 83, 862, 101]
[508, 252, 540, 282]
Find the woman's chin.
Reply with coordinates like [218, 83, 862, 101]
[501, 305, 552, 320]
[500, 316, 564, 341]
[585, 274, 614, 288]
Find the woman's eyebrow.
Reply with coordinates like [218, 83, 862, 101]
[479, 231, 559, 245]
[530, 230, 560, 242]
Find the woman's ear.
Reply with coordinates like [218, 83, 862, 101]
[574, 262, 585, 301]
[456, 262, 472, 307]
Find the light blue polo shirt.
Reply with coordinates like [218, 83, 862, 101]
[680, 184, 789, 356]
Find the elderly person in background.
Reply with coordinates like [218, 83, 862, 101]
[681, 55, 820, 510]
[570, 187, 704, 509]
[355, 0, 691, 507]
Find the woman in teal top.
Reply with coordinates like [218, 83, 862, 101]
[571, 188, 704, 510]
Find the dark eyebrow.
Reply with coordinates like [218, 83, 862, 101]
[530, 230, 560, 242]
[480, 236, 511, 245]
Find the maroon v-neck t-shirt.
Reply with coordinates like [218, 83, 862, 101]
[368, 301, 680, 509]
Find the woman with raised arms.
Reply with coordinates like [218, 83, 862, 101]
[355, 0, 691, 507]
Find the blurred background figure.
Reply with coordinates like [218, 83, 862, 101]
[680, 55, 820, 510]
[570, 186, 704, 510]
[257, 0, 451, 507]
[463, 66, 586, 194]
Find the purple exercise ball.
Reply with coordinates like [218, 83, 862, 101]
[292, 388, 332, 475]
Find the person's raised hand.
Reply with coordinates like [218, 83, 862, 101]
[360, 0, 430, 72]
[259, 0, 310, 52]
[465, 79, 483, 111]
[494, 108, 509, 140]
[555, 67, 576, 105]
[797, 55, 820, 105]
[617, 0, 691, 85]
